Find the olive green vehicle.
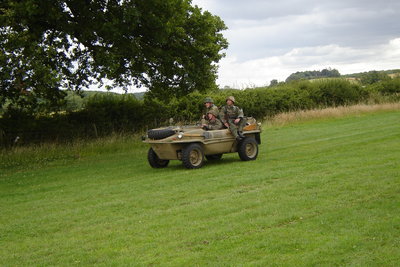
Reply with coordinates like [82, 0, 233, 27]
[143, 117, 261, 169]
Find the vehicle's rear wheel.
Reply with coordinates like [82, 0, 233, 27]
[182, 143, 204, 169]
[238, 137, 258, 161]
[205, 154, 223, 161]
[148, 148, 169, 168]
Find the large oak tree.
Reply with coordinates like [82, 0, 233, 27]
[0, 0, 228, 113]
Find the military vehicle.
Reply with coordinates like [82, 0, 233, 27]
[143, 117, 261, 169]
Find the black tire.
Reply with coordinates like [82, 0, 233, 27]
[147, 148, 169, 168]
[205, 154, 223, 161]
[238, 137, 258, 161]
[182, 143, 204, 169]
[147, 129, 175, 140]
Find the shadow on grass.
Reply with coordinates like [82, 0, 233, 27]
[153, 156, 244, 171]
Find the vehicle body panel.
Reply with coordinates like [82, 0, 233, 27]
[143, 117, 261, 161]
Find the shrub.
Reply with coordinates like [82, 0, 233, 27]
[83, 93, 145, 133]
[368, 78, 400, 95]
[309, 79, 368, 106]
[1, 77, 399, 146]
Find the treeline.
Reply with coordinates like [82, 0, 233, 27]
[284, 68, 400, 84]
[285, 68, 341, 82]
[1, 77, 400, 146]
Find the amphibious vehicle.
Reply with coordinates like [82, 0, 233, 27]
[143, 117, 261, 169]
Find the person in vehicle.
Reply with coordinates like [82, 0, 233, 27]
[202, 110, 223, 130]
[201, 97, 219, 125]
[220, 96, 246, 140]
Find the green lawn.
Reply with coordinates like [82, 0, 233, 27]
[1, 110, 399, 266]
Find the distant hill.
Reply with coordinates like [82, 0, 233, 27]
[80, 90, 145, 99]
[342, 69, 400, 78]
[133, 92, 145, 100]
[285, 68, 400, 83]
[64, 90, 146, 111]
[285, 68, 341, 82]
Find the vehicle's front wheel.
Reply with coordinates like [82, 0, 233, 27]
[148, 148, 169, 168]
[182, 143, 204, 169]
[238, 137, 258, 161]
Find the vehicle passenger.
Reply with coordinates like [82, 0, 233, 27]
[202, 110, 223, 130]
[201, 97, 219, 125]
[220, 96, 246, 140]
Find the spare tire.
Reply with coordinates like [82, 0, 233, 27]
[147, 129, 175, 140]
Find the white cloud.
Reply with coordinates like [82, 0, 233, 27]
[217, 38, 400, 87]
[93, 1, 400, 92]
[204, 0, 400, 87]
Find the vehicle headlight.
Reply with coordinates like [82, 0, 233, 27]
[177, 133, 183, 139]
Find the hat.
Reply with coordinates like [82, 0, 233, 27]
[207, 110, 218, 117]
[203, 97, 214, 103]
[226, 96, 235, 103]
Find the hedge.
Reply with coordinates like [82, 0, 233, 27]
[1, 78, 398, 146]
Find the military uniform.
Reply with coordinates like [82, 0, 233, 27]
[220, 96, 246, 139]
[203, 104, 219, 119]
[204, 110, 223, 130]
[201, 97, 219, 125]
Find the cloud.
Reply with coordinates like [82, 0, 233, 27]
[95, 1, 400, 92]
[190, 0, 400, 88]
[224, 4, 400, 60]
[217, 38, 400, 87]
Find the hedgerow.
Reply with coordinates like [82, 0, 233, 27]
[1, 78, 398, 145]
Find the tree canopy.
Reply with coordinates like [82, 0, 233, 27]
[358, 71, 391, 85]
[285, 68, 341, 82]
[0, 0, 228, 113]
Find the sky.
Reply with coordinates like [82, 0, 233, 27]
[191, 0, 400, 88]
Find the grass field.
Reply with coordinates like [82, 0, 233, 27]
[1, 106, 399, 266]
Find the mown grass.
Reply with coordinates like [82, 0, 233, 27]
[1, 106, 399, 266]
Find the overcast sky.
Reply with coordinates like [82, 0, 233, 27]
[191, 0, 400, 88]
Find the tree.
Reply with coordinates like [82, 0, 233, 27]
[359, 71, 390, 85]
[269, 79, 278, 86]
[0, 0, 228, 113]
[285, 68, 341, 82]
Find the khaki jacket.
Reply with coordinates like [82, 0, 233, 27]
[220, 105, 244, 124]
[207, 118, 224, 130]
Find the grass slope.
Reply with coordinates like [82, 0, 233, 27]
[1, 109, 399, 266]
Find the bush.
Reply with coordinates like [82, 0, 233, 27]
[84, 93, 145, 134]
[368, 78, 400, 95]
[0, 93, 145, 146]
[1, 78, 399, 146]
[308, 79, 368, 106]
